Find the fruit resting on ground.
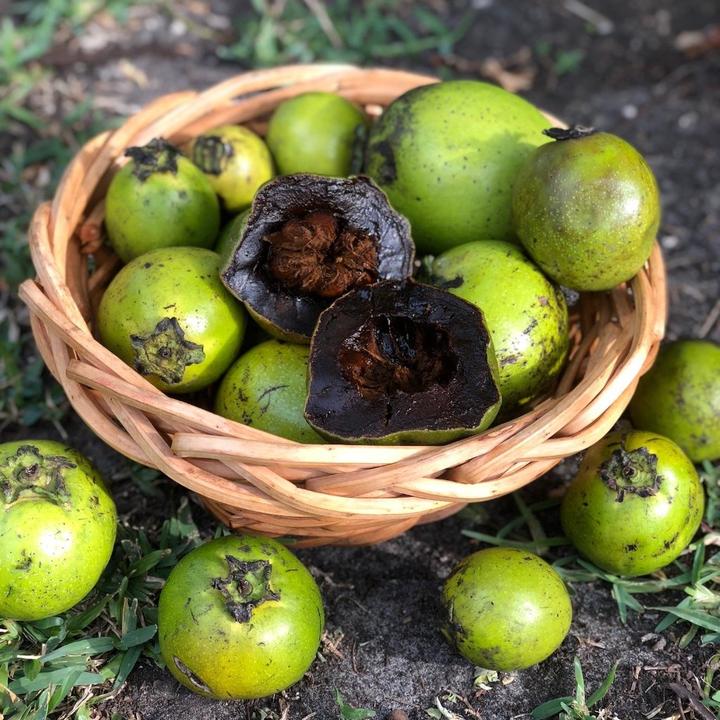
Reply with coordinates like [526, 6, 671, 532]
[98, 247, 246, 393]
[158, 534, 324, 699]
[441, 547, 572, 671]
[187, 125, 274, 212]
[0, 440, 117, 621]
[629, 340, 720, 462]
[365, 80, 551, 253]
[222, 174, 415, 343]
[512, 127, 661, 291]
[561, 431, 704, 577]
[304, 280, 501, 445]
[105, 138, 220, 262]
[215, 340, 324, 443]
[430, 240, 569, 409]
[266, 91, 366, 176]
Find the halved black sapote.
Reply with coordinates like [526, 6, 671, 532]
[304, 280, 502, 445]
[221, 174, 415, 343]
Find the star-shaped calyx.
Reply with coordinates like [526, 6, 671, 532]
[211, 555, 281, 623]
[130, 317, 205, 385]
[1, 445, 75, 505]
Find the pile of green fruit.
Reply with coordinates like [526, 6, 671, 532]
[96, 80, 664, 445]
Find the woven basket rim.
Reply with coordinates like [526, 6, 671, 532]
[20, 64, 667, 546]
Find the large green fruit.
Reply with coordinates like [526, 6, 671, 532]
[629, 340, 720, 462]
[158, 535, 324, 699]
[561, 431, 704, 577]
[105, 138, 220, 262]
[441, 547, 572, 671]
[97, 247, 246, 394]
[0, 441, 117, 621]
[266, 92, 366, 177]
[512, 128, 661, 291]
[430, 241, 569, 410]
[365, 80, 551, 253]
[215, 340, 324, 443]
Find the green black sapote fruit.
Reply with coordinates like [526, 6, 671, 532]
[304, 280, 501, 445]
[430, 240, 569, 409]
[629, 340, 720, 462]
[365, 80, 551, 253]
[561, 431, 704, 577]
[98, 247, 246, 393]
[215, 340, 323, 443]
[215, 209, 250, 268]
[266, 92, 366, 177]
[105, 138, 220, 262]
[442, 547, 572, 671]
[222, 174, 415, 343]
[187, 125, 274, 212]
[512, 127, 661, 291]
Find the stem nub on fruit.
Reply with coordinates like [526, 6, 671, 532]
[0, 444, 75, 506]
[599, 445, 661, 502]
[125, 138, 180, 181]
[543, 126, 597, 141]
[211, 555, 280, 623]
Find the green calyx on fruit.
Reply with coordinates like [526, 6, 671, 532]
[0, 444, 74, 506]
[211, 555, 280, 623]
[222, 174, 415, 342]
[125, 137, 180, 180]
[599, 445, 661, 501]
[304, 280, 501, 445]
[130, 317, 205, 385]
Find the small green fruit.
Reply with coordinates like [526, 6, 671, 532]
[105, 138, 220, 262]
[629, 340, 720, 462]
[442, 547, 572, 671]
[215, 209, 250, 268]
[188, 125, 274, 212]
[266, 92, 366, 177]
[365, 80, 551, 253]
[561, 431, 704, 577]
[431, 240, 569, 409]
[215, 340, 324, 443]
[512, 128, 661, 291]
[98, 247, 246, 393]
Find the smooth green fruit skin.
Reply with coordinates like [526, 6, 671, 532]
[561, 431, 704, 577]
[97, 247, 246, 393]
[365, 80, 551, 254]
[266, 92, 366, 177]
[158, 535, 324, 700]
[431, 241, 569, 409]
[0, 441, 117, 621]
[215, 209, 249, 269]
[105, 155, 220, 263]
[442, 547, 572, 671]
[629, 340, 720, 462]
[189, 125, 274, 212]
[512, 132, 661, 291]
[215, 340, 324, 443]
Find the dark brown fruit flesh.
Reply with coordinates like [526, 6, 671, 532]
[304, 280, 502, 445]
[221, 174, 415, 343]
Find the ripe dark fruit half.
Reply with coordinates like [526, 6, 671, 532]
[305, 280, 501, 445]
[221, 174, 415, 343]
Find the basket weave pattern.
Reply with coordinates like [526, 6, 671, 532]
[20, 65, 667, 546]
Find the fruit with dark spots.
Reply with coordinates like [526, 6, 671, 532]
[97, 247, 246, 393]
[222, 174, 415, 343]
[186, 125, 274, 212]
[0, 441, 116, 621]
[629, 340, 720, 462]
[365, 80, 551, 253]
[215, 340, 324, 443]
[561, 431, 704, 576]
[441, 547, 572, 671]
[215, 209, 250, 268]
[266, 91, 366, 177]
[512, 127, 661, 291]
[105, 138, 220, 262]
[430, 240, 569, 410]
[158, 535, 324, 699]
[304, 280, 501, 445]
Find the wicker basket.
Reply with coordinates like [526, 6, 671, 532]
[19, 65, 667, 546]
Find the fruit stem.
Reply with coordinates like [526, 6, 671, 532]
[211, 555, 280, 623]
[543, 126, 596, 141]
[599, 445, 661, 502]
[125, 138, 180, 181]
[0, 445, 75, 505]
